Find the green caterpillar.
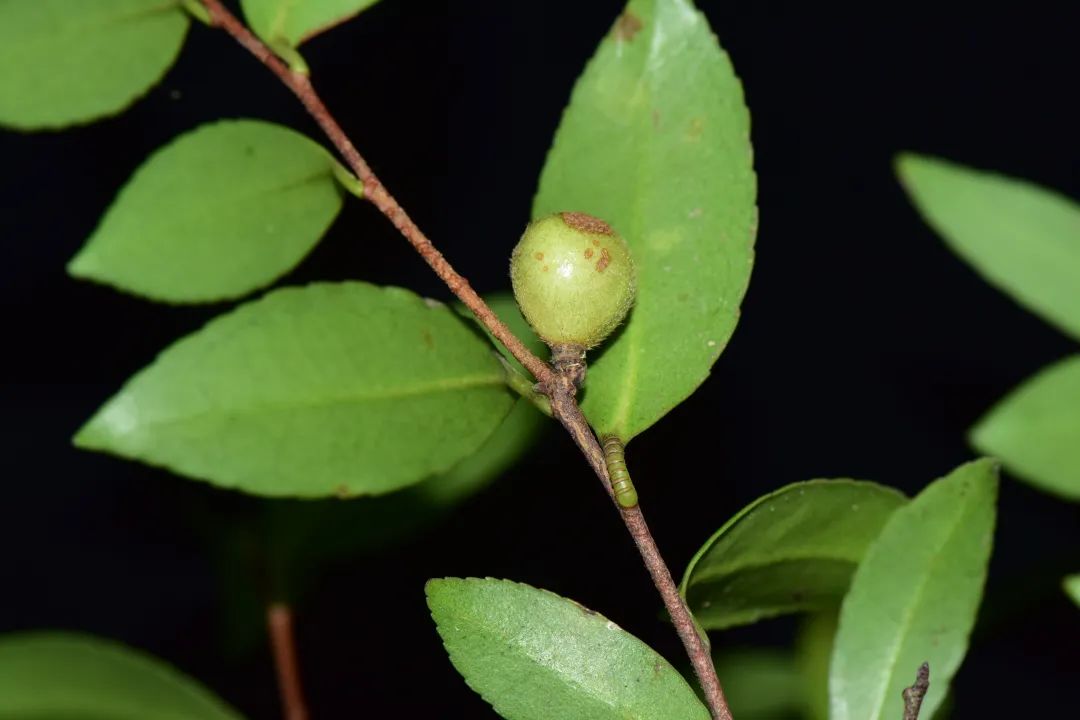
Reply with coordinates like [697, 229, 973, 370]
[602, 436, 639, 508]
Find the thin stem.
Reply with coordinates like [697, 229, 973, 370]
[198, 0, 552, 389]
[545, 376, 731, 720]
[198, 4, 731, 718]
[267, 603, 310, 720]
[902, 662, 930, 720]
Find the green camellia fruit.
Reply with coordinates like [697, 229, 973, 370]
[510, 212, 635, 350]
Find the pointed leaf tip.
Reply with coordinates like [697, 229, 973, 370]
[427, 577, 710, 720]
[970, 355, 1080, 502]
[897, 154, 1080, 340]
[829, 460, 997, 720]
[69, 120, 344, 303]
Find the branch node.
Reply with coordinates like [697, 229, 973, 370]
[549, 343, 587, 389]
[902, 662, 931, 720]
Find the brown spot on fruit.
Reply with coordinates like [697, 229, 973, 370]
[592, 238, 601, 247]
[542, 265, 549, 272]
[421, 329, 434, 349]
[584, 248, 594, 259]
[560, 211, 613, 236]
[614, 11, 643, 41]
[534, 252, 544, 261]
[596, 248, 611, 272]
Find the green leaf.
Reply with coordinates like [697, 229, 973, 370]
[829, 459, 998, 720]
[0, 1, 189, 130]
[68, 120, 344, 303]
[795, 612, 837, 720]
[680, 480, 907, 630]
[426, 578, 710, 720]
[75, 282, 515, 498]
[971, 355, 1080, 502]
[896, 153, 1080, 340]
[533, 0, 756, 441]
[240, 0, 381, 47]
[0, 632, 242, 719]
[1065, 575, 1080, 608]
[712, 649, 802, 719]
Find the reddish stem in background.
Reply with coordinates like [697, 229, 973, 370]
[198, 3, 732, 718]
[267, 603, 310, 720]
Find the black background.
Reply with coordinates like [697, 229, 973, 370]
[2, 0, 1079, 717]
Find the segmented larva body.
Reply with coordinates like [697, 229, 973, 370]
[602, 436, 639, 508]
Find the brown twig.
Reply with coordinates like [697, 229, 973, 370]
[198, 3, 731, 719]
[544, 373, 731, 720]
[198, 0, 552, 389]
[267, 603, 310, 720]
[902, 662, 930, 720]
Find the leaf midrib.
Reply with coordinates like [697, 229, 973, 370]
[114, 371, 506, 430]
[121, 165, 335, 225]
[861, 497, 974, 720]
[605, 21, 657, 438]
[453, 609, 628, 717]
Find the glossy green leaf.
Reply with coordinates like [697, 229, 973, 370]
[971, 355, 1080, 502]
[427, 578, 710, 720]
[712, 649, 802, 719]
[1064, 575, 1080, 608]
[897, 154, 1080, 339]
[240, 0, 380, 47]
[75, 282, 515, 498]
[680, 480, 906, 630]
[68, 120, 344, 303]
[830, 460, 998, 720]
[0, 1, 189, 130]
[0, 632, 242, 719]
[533, 0, 756, 441]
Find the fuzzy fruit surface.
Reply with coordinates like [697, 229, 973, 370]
[511, 212, 635, 349]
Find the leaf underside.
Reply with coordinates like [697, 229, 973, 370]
[681, 480, 907, 630]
